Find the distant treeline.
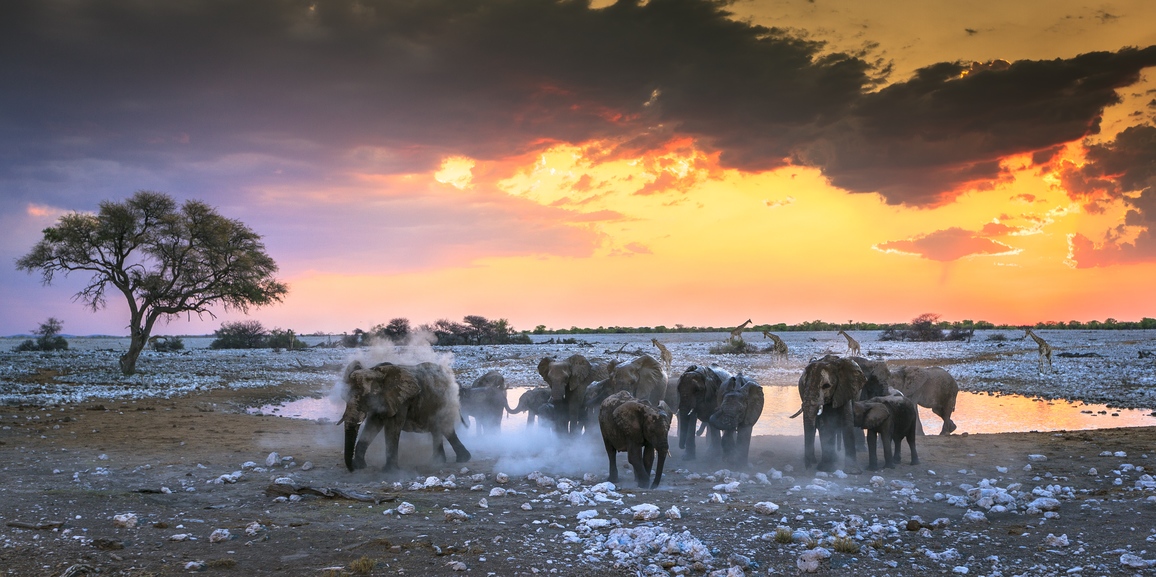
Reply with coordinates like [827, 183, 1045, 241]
[340, 316, 531, 347]
[528, 316, 1156, 335]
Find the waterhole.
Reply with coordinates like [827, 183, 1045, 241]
[250, 386, 1155, 436]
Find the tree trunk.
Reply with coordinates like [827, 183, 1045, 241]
[119, 335, 146, 375]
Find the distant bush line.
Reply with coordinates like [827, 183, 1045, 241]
[529, 316, 1156, 335]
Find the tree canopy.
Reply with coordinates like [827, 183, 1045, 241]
[17, 191, 288, 374]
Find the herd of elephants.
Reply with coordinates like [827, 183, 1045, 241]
[338, 352, 961, 489]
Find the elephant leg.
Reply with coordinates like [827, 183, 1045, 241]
[841, 422, 862, 475]
[681, 417, 698, 461]
[937, 406, 957, 435]
[720, 430, 735, 461]
[865, 429, 879, 471]
[445, 429, 472, 463]
[907, 433, 919, 465]
[627, 444, 649, 488]
[642, 445, 655, 476]
[352, 417, 384, 471]
[736, 426, 753, 469]
[604, 440, 619, 483]
[381, 417, 403, 472]
[430, 431, 448, 463]
[817, 419, 838, 472]
[881, 430, 894, 469]
[650, 448, 666, 489]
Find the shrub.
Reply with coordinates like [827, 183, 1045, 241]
[986, 333, 1008, 342]
[14, 318, 69, 352]
[421, 316, 532, 346]
[832, 536, 860, 553]
[150, 336, 185, 352]
[709, 338, 759, 354]
[773, 527, 794, 544]
[267, 328, 307, 350]
[210, 320, 268, 349]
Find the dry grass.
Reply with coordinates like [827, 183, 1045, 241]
[349, 556, 376, 574]
[832, 536, 860, 553]
[773, 527, 794, 544]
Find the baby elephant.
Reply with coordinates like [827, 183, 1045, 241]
[853, 395, 919, 470]
[599, 391, 673, 489]
[707, 373, 764, 468]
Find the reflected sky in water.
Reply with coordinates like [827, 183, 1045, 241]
[253, 386, 1155, 435]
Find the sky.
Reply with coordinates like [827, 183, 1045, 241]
[2, 0, 1156, 336]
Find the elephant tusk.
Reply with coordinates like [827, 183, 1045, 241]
[788, 406, 803, 419]
[816, 406, 824, 417]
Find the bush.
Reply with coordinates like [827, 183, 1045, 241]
[14, 318, 69, 352]
[150, 336, 185, 352]
[421, 315, 532, 346]
[210, 320, 268, 349]
[709, 338, 759, 354]
[267, 328, 307, 350]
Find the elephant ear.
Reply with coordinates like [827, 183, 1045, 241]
[866, 404, 891, 430]
[537, 357, 554, 381]
[568, 355, 592, 389]
[377, 365, 422, 418]
[831, 358, 866, 409]
[743, 382, 765, 426]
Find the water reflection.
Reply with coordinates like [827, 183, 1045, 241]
[251, 387, 1155, 435]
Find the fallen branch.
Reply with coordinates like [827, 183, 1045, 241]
[263, 483, 391, 503]
[7, 520, 64, 530]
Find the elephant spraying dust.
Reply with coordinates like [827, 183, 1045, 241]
[339, 360, 470, 472]
[598, 391, 672, 489]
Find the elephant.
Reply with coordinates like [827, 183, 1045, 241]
[584, 354, 668, 413]
[507, 387, 552, 427]
[853, 395, 919, 470]
[538, 354, 597, 435]
[851, 357, 895, 400]
[706, 373, 764, 468]
[793, 354, 865, 473]
[888, 365, 959, 435]
[676, 363, 733, 461]
[598, 391, 672, 489]
[458, 370, 507, 435]
[339, 360, 471, 472]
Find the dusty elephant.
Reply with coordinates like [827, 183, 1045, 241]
[793, 355, 865, 473]
[584, 354, 668, 413]
[339, 360, 470, 472]
[888, 365, 959, 435]
[707, 373, 764, 468]
[598, 391, 672, 489]
[458, 370, 508, 435]
[853, 394, 919, 470]
[676, 363, 732, 461]
[538, 354, 596, 435]
[507, 387, 552, 427]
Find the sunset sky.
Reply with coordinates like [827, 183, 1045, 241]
[3, 0, 1156, 336]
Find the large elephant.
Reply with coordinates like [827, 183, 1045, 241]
[507, 387, 552, 427]
[584, 355, 668, 411]
[888, 365, 959, 435]
[598, 391, 672, 489]
[853, 394, 919, 470]
[707, 373, 764, 468]
[538, 354, 596, 435]
[339, 360, 471, 472]
[458, 370, 507, 435]
[794, 355, 865, 473]
[676, 363, 732, 460]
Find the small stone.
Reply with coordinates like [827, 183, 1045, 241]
[300, 461, 314, 471]
[478, 498, 489, 509]
[753, 502, 780, 515]
[1028, 454, 1048, 462]
[666, 506, 681, 520]
[444, 508, 471, 522]
[397, 502, 416, 515]
[265, 452, 279, 467]
[209, 528, 231, 543]
[112, 513, 138, 528]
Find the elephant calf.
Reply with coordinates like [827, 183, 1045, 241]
[598, 391, 672, 489]
[459, 370, 508, 435]
[853, 395, 919, 470]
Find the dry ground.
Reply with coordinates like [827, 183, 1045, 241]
[3, 381, 1156, 576]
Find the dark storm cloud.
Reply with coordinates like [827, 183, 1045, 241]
[1063, 124, 1156, 267]
[2, 0, 1155, 209]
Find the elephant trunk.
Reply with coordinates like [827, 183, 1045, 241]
[344, 420, 361, 472]
[677, 410, 693, 450]
[708, 409, 738, 432]
[651, 446, 667, 489]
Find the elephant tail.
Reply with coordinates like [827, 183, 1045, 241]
[788, 406, 803, 418]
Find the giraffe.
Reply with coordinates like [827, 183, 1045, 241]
[837, 330, 860, 357]
[651, 338, 673, 374]
[729, 319, 753, 342]
[1024, 328, 1053, 370]
[761, 330, 788, 360]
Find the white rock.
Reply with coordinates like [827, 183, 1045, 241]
[169, 533, 192, 541]
[245, 522, 263, 536]
[397, 502, 416, 515]
[443, 508, 471, 522]
[112, 513, 138, 528]
[1028, 497, 1061, 511]
[447, 560, 467, 571]
[952, 566, 970, 574]
[709, 493, 727, 503]
[666, 506, 681, 520]
[520, 503, 533, 511]
[184, 561, 205, 571]
[1121, 553, 1156, 568]
[209, 528, 231, 543]
[489, 487, 507, 497]
[495, 473, 509, 483]
[753, 502, 780, 515]
[796, 547, 831, 573]
[963, 510, 988, 524]
[300, 461, 314, 471]
[1045, 533, 1070, 547]
[265, 452, 279, 467]
[631, 504, 661, 521]
[477, 498, 488, 509]
[1028, 454, 1048, 462]
[576, 510, 599, 520]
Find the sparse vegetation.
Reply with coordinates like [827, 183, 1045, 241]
[420, 316, 532, 346]
[210, 320, 305, 350]
[709, 337, 760, 354]
[14, 317, 69, 352]
[832, 536, 860, 553]
[149, 336, 185, 352]
[773, 527, 794, 544]
[349, 555, 376, 574]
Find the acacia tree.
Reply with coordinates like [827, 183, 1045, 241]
[17, 191, 288, 375]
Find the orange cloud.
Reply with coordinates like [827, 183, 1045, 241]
[876, 227, 1019, 261]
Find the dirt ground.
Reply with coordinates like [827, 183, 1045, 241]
[3, 380, 1156, 576]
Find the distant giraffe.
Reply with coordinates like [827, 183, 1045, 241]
[762, 330, 788, 360]
[837, 330, 860, 356]
[729, 319, 753, 342]
[651, 338, 673, 374]
[1024, 328, 1053, 371]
